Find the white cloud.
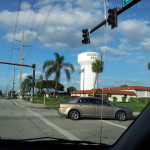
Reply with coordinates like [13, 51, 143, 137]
[0, 0, 104, 50]
[140, 38, 150, 52]
[1, 1, 150, 56]
[115, 79, 141, 84]
[136, 56, 144, 60]
[0, 10, 16, 28]
[16, 73, 30, 79]
[3, 30, 37, 42]
[76, 0, 102, 11]
[99, 46, 130, 57]
[126, 60, 138, 64]
[16, 71, 42, 80]
[119, 19, 150, 43]
[20, 2, 31, 10]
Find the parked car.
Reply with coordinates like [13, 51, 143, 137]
[58, 97, 132, 121]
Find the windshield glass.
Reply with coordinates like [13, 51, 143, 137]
[0, 0, 149, 146]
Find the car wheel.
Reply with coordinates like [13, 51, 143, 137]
[68, 109, 80, 120]
[116, 111, 127, 121]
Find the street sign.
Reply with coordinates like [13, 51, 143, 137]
[123, 0, 133, 7]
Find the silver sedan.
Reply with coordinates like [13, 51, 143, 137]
[58, 97, 133, 121]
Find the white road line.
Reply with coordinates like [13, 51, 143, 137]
[102, 120, 127, 129]
[11, 100, 26, 108]
[26, 108, 80, 141]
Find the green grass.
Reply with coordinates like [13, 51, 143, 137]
[25, 97, 148, 112]
[32, 97, 66, 109]
[112, 102, 147, 112]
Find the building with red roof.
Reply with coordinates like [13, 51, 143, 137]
[70, 86, 150, 102]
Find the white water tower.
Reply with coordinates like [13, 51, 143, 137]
[78, 52, 101, 91]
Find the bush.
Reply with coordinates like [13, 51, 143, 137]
[113, 97, 117, 102]
[122, 97, 126, 102]
[129, 97, 150, 103]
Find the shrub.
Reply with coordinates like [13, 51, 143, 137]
[113, 97, 117, 102]
[129, 97, 150, 103]
[122, 97, 126, 102]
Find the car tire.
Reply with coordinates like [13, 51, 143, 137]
[68, 109, 80, 120]
[115, 111, 127, 121]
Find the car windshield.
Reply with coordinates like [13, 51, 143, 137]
[0, 0, 149, 146]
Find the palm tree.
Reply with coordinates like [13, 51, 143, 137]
[92, 59, 104, 96]
[21, 75, 33, 97]
[36, 74, 44, 94]
[148, 62, 150, 70]
[43, 53, 74, 97]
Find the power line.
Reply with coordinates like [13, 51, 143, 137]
[24, 0, 36, 42]
[24, 0, 58, 62]
[9, 0, 21, 62]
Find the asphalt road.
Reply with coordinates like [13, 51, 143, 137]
[0, 98, 138, 145]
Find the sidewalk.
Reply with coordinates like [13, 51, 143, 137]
[11, 99, 50, 109]
[133, 112, 141, 117]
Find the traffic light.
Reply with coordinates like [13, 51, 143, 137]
[107, 7, 118, 29]
[82, 29, 90, 44]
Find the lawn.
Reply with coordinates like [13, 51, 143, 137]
[112, 102, 147, 112]
[25, 97, 148, 112]
[32, 97, 67, 109]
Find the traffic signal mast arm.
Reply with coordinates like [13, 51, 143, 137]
[90, 0, 141, 34]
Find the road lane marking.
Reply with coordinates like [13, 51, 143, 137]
[26, 108, 80, 141]
[11, 100, 26, 108]
[102, 120, 127, 129]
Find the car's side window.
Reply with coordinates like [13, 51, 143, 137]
[78, 98, 93, 104]
[103, 101, 109, 106]
[93, 99, 102, 105]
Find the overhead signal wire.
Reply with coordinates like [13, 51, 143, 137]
[9, 0, 21, 62]
[24, 0, 36, 43]
[23, 0, 58, 63]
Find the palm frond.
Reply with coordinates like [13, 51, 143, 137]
[43, 60, 55, 72]
[148, 62, 150, 70]
[63, 63, 74, 73]
[64, 68, 71, 81]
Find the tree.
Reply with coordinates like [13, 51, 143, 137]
[67, 86, 77, 94]
[92, 59, 104, 96]
[43, 53, 74, 97]
[120, 85, 128, 87]
[21, 75, 32, 96]
[0, 90, 2, 96]
[148, 62, 150, 70]
[36, 74, 43, 94]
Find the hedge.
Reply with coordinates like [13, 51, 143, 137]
[129, 97, 150, 103]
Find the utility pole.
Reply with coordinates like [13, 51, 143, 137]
[11, 64, 16, 98]
[18, 31, 24, 96]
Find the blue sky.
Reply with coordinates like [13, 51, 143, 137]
[0, 0, 149, 93]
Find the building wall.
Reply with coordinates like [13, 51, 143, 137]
[118, 89, 150, 98]
[136, 90, 150, 97]
[108, 95, 136, 102]
[71, 93, 136, 102]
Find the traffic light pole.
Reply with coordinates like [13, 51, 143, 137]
[90, 0, 141, 34]
[0, 61, 36, 103]
[90, 20, 107, 34]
